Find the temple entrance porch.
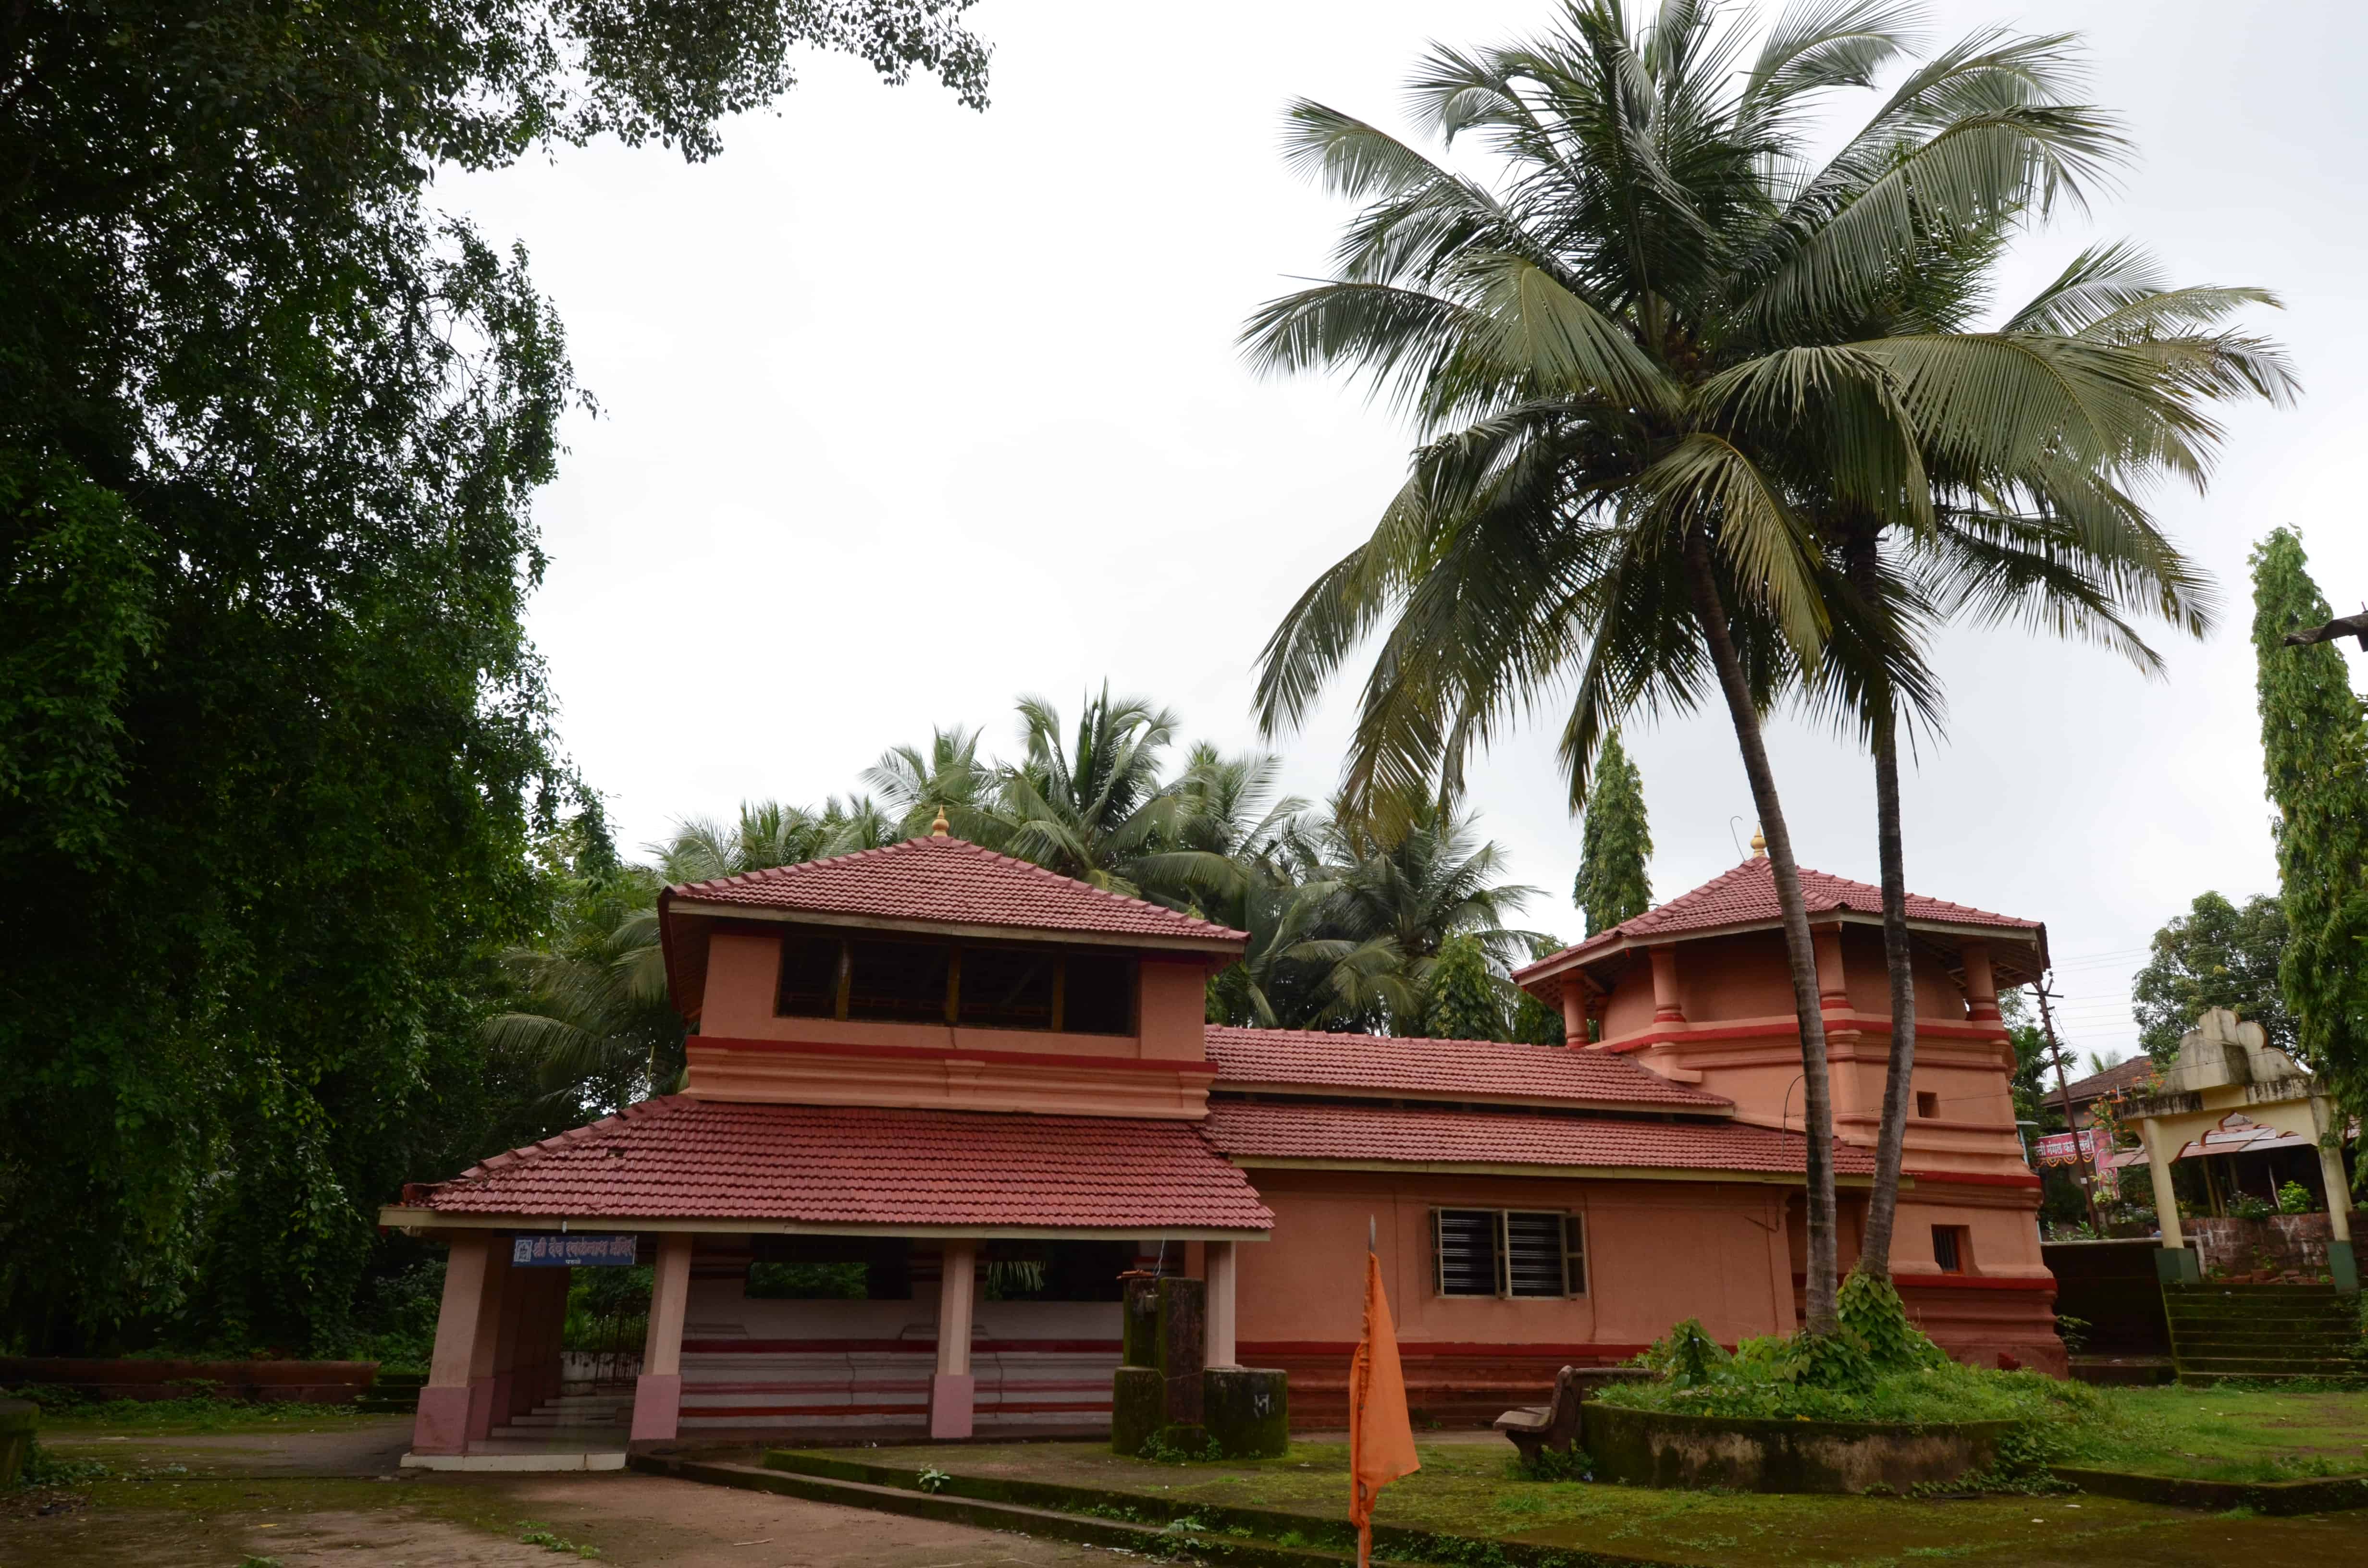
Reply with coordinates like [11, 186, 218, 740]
[402, 1227, 1245, 1465]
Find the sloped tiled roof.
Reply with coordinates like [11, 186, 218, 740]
[665, 835, 1247, 948]
[1203, 1027, 1729, 1111]
[1519, 857, 2040, 978]
[2059, 1054, 2156, 1102]
[1203, 1100, 1875, 1176]
[402, 1099, 1272, 1231]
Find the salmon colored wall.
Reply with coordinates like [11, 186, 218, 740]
[1233, 1170, 1797, 1352]
[1839, 926, 1966, 1019]
[1672, 933, 1795, 1023]
[1598, 960, 1655, 1039]
[698, 931, 1209, 1064]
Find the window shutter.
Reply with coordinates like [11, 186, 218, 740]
[1433, 1208, 1498, 1297]
[1503, 1211, 1567, 1298]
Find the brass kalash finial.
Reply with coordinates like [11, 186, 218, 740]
[930, 805, 950, 838]
[1750, 828, 1766, 858]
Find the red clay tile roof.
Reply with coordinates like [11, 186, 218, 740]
[1203, 1027, 1729, 1111]
[664, 835, 1246, 947]
[1203, 1100, 1875, 1176]
[402, 1099, 1272, 1231]
[2059, 1054, 2156, 1102]
[1518, 857, 2040, 979]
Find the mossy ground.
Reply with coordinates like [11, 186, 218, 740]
[2042, 1384, 2368, 1482]
[822, 1397, 2368, 1568]
[12, 1392, 386, 1436]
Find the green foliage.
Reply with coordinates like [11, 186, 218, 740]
[16, 1439, 113, 1489]
[1138, 1426, 1224, 1464]
[0, 0, 992, 1354]
[1638, 1319, 1731, 1390]
[1604, 1331, 2103, 1430]
[1422, 935, 1509, 1041]
[2280, 1180, 2316, 1214]
[2131, 892, 2294, 1061]
[746, 1262, 866, 1301]
[517, 1519, 601, 1557]
[1514, 1444, 1592, 1482]
[2252, 529, 2368, 1112]
[2227, 1193, 2274, 1223]
[1838, 1272, 1950, 1376]
[1508, 934, 1569, 1046]
[1572, 732, 1651, 936]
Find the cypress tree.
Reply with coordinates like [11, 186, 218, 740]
[1573, 730, 1653, 936]
[2251, 528, 2368, 1112]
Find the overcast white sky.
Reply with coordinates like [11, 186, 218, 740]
[445, 0, 2368, 1067]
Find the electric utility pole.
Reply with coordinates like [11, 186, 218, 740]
[2035, 976, 2104, 1236]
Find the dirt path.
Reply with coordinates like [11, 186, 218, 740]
[3, 1422, 1122, 1567]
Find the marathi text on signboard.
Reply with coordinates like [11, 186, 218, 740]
[511, 1233, 637, 1267]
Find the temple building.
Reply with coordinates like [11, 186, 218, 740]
[381, 825, 2061, 1463]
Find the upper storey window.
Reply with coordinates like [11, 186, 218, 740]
[773, 932, 1135, 1034]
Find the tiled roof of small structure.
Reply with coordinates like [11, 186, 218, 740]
[665, 835, 1247, 946]
[2059, 1054, 2156, 1102]
[1519, 857, 2039, 977]
[403, 1098, 1272, 1230]
[1203, 1100, 1876, 1176]
[1203, 1027, 1729, 1110]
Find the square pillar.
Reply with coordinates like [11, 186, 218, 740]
[2140, 1117, 2184, 1252]
[629, 1234, 692, 1443]
[463, 1242, 513, 1443]
[491, 1248, 528, 1426]
[413, 1233, 492, 1455]
[1205, 1240, 1239, 1370]
[930, 1239, 977, 1439]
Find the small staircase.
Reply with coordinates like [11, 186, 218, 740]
[2163, 1284, 2363, 1385]
[492, 1391, 633, 1441]
[355, 1370, 424, 1412]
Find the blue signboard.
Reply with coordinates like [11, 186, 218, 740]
[511, 1233, 637, 1267]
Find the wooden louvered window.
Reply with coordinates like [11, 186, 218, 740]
[772, 932, 1135, 1034]
[1433, 1209, 1585, 1298]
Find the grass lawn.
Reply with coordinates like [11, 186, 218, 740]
[2047, 1384, 2368, 1482]
[13, 1393, 387, 1437]
[809, 1388, 2366, 1567]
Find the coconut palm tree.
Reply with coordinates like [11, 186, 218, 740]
[1836, 240, 2291, 1277]
[481, 864, 683, 1104]
[998, 686, 1196, 898]
[1242, 0, 2156, 1332]
[863, 726, 1002, 843]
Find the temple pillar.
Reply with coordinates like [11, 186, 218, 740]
[491, 1249, 528, 1425]
[629, 1234, 692, 1443]
[1962, 940, 2000, 1024]
[1558, 980, 1588, 1043]
[1205, 1240, 1239, 1370]
[1648, 947, 1685, 1025]
[2140, 1115, 2190, 1263]
[1813, 926, 1848, 1012]
[413, 1233, 492, 1455]
[931, 1239, 978, 1439]
[462, 1242, 512, 1443]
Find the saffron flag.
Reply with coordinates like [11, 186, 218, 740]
[1348, 1249, 1418, 1567]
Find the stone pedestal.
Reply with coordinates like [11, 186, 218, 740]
[1203, 1367, 1288, 1458]
[2153, 1246, 2200, 1286]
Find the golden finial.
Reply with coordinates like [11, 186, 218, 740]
[1749, 828, 1766, 858]
[930, 806, 950, 838]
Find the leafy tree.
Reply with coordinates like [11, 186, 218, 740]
[2252, 529, 2368, 1112]
[1572, 730, 1652, 935]
[0, 0, 989, 1350]
[1243, 0, 2131, 1333]
[2129, 892, 2293, 1061]
[863, 727, 1000, 843]
[1421, 934, 1509, 1041]
[1509, 936, 1571, 1046]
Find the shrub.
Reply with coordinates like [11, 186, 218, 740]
[2228, 1193, 2274, 1222]
[2278, 1181, 2316, 1214]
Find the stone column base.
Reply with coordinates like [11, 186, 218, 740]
[411, 1386, 471, 1455]
[928, 1372, 975, 1439]
[629, 1372, 682, 1442]
[2153, 1246, 2200, 1285]
[2329, 1239, 2358, 1293]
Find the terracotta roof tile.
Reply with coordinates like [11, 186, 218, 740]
[1519, 857, 2039, 978]
[2060, 1054, 2156, 1101]
[1203, 1027, 1729, 1110]
[1203, 1100, 1875, 1176]
[665, 835, 1246, 946]
[406, 1099, 1271, 1231]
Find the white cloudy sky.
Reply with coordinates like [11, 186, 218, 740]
[446, 0, 2368, 1067]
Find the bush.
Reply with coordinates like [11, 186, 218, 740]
[2228, 1193, 2275, 1222]
[2278, 1180, 2316, 1214]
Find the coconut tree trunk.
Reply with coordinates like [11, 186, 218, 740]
[1848, 530, 1920, 1282]
[1680, 522, 1842, 1335]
